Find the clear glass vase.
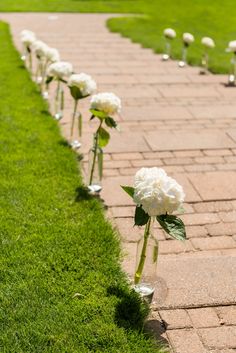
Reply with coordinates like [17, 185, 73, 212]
[21, 46, 32, 72]
[228, 53, 236, 86]
[41, 60, 49, 99]
[54, 80, 64, 120]
[133, 218, 159, 304]
[21, 45, 27, 62]
[178, 44, 188, 67]
[200, 51, 209, 75]
[162, 39, 171, 61]
[34, 58, 43, 85]
[70, 100, 82, 150]
[87, 133, 103, 194]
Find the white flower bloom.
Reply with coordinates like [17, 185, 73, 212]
[33, 40, 49, 58]
[164, 28, 176, 39]
[133, 167, 185, 217]
[21, 31, 36, 46]
[20, 30, 35, 39]
[90, 92, 121, 115]
[201, 37, 215, 48]
[183, 32, 194, 45]
[44, 47, 60, 63]
[47, 61, 73, 79]
[68, 73, 97, 96]
[228, 40, 236, 53]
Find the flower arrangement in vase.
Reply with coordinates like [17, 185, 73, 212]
[46, 61, 73, 120]
[87, 92, 121, 194]
[68, 73, 97, 149]
[162, 28, 176, 61]
[122, 167, 186, 303]
[178, 32, 194, 68]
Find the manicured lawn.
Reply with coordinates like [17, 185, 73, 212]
[0, 0, 142, 13]
[1, 0, 236, 73]
[0, 22, 165, 353]
[108, 0, 236, 74]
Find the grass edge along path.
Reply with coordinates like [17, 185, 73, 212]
[0, 21, 165, 353]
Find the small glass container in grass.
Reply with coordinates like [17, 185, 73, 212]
[87, 92, 121, 194]
[200, 37, 215, 75]
[20, 30, 36, 72]
[226, 40, 236, 86]
[68, 73, 97, 150]
[162, 28, 176, 61]
[121, 167, 186, 304]
[46, 61, 73, 121]
[178, 32, 194, 68]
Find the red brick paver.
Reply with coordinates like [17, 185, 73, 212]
[2, 13, 236, 353]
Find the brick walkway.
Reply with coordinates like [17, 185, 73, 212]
[2, 13, 236, 353]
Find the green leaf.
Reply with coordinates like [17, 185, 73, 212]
[69, 86, 83, 100]
[156, 215, 186, 241]
[105, 117, 117, 129]
[121, 186, 135, 198]
[46, 76, 53, 85]
[90, 109, 108, 119]
[98, 127, 110, 147]
[135, 206, 149, 226]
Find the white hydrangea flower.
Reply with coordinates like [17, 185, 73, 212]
[90, 92, 121, 116]
[228, 40, 236, 53]
[20, 29, 35, 38]
[21, 31, 36, 46]
[68, 73, 97, 96]
[164, 28, 176, 39]
[47, 61, 73, 79]
[201, 37, 215, 48]
[44, 47, 60, 63]
[33, 40, 49, 58]
[183, 32, 194, 45]
[133, 167, 185, 217]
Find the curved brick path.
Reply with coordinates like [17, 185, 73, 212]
[2, 13, 236, 353]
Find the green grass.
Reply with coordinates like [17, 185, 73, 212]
[0, 0, 142, 13]
[0, 21, 165, 353]
[108, 0, 236, 74]
[1, 0, 236, 73]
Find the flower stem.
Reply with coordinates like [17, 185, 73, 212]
[78, 112, 82, 137]
[60, 87, 64, 111]
[182, 45, 187, 63]
[55, 79, 60, 112]
[70, 99, 78, 138]
[165, 39, 171, 56]
[134, 217, 152, 285]
[41, 59, 49, 92]
[28, 51, 32, 72]
[35, 59, 39, 81]
[89, 120, 102, 185]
